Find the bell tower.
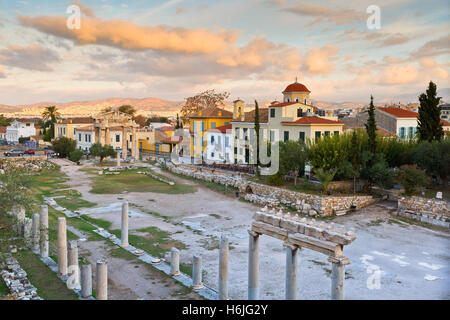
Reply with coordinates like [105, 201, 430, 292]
[233, 99, 245, 120]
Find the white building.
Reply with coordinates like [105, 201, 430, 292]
[376, 107, 418, 139]
[6, 120, 36, 143]
[206, 124, 233, 163]
[74, 126, 95, 152]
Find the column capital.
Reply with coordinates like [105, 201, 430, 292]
[248, 229, 260, 237]
[328, 256, 350, 265]
[282, 242, 298, 250]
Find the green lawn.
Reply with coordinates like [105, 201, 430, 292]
[85, 168, 196, 195]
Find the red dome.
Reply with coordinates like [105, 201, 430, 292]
[283, 82, 310, 93]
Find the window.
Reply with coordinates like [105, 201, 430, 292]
[224, 122, 229, 125]
[116, 135, 120, 142]
[79, 133, 82, 141]
[399, 127, 406, 138]
[270, 130, 274, 142]
[234, 147, 237, 155]
[334, 131, 339, 136]
[297, 108, 303, 117]
[225, 136, 229, 147]
[286, 98, 290, 102]
[270, 109, 275, 118]
[284, 131, 289, 142]
[88, 135, 91, 143]
[211, 135, 215, 144]
[325, 131, 330, 137]
[304, 98, 307, 104]
[239, 148, 243, 155]
[218, 136, 221, 145]
[299, 132, 305, 142]
[315, 131, 321, 140]
[211, 122, 216, 128]
[201, 122, 204, 132]
[295, 98, 299, 102]
[408, 127, 414, 138]
[235, 128, 239, 139]
[211, 152, 215, 158]
[243, 128, 248, 140]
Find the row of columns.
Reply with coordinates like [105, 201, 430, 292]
[31, 205, 108, 300]
[95, 126, 139, 160]
[247, 231, 348, 300]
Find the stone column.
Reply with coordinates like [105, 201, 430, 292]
[68, 240, 80, 290]
[105, 127, 110, 146]
[95, 127, 100, 143]
[96, 259, 108, 300]
[131, 127, 137, 158]
[32, 213, 40, 254]
[116, 152, 121, 167]
[170, 248, 180, 276]
[121, 202, 129, 247]
[328, 256, 349, 300]
[192, 255, 203, 290]
[122, 126, 128, 160]
[248, 230, 260, 300]
[81, 264, 92, 298]
[218, 234, 229, 300]
[39, 205, 49, 259]
[284, 243, 299, 300]
[57, 217, 68, 276]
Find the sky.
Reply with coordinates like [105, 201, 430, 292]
[0, 0, 449, 106]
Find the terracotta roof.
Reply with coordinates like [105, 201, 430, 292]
[283, 82, 311, 93]
[190, 107, 233, 119]
[207, 124, 232, 133]
[16, 118, 40, 123]
[75, 125, 95, 132]
[269, 102, 298, 108]
[233, 108, 269, 123]
[59, 117, 94, 124]
[441, 119, 450, 126]
[162, 136, 183, 144]
[233, 99, 244, 103]
[160, 125, 175, 132]
[378, 107, 418, 118]
[376, 126, 396, 137]
[0, 126, 6, 133]
[282, 116, 343, 125]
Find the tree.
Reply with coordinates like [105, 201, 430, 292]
[365, 95, 377, 154]
[412, 138, 450, 185]
[42, 106, 61, 142]
[0, 167, 32, 215]
[68, 149, 83, 163]
[133, 115, 147, 127]
[180, 89, 230, 122]
[350, 131, 361, 193]
[102, 106, 113, 113]
[0, 114, 12, 126]
[254, 100, 261, 177]
[90, 143, 116, 164]
[118, 105, 137, 117]
[361, 151, 392, 188]
[175, 114, 182, 129]
[396, 164, 430, 195]
[417, 81, 443, 142]
[279, 140, 309, 185]
[314, 168, 336, 194]
[52, 137, 76, 158]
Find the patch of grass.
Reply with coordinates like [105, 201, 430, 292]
[80, 215, 112, 230]
[366, 219, 385, 227]
[108, 247, 136, 261]
[130, 203, 172, 222]
[0, 277, 8, 298]
[54, 197, 97, 211]
[87, 169, 196, 195]
[179, 262, 193, 277]
[169, 171, 238, 197]
[286, 181, 322, 195]
[110, 226, 187, 258]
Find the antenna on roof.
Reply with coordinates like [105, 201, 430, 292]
[295, 76, 298, 83]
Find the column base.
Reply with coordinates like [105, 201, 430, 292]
[192, 284, 204, 290]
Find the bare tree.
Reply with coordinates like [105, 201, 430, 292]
[180, 89, 230, 122]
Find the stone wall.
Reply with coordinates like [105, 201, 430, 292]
[168, 163, 376, 216]
[396, 196, 450, 228]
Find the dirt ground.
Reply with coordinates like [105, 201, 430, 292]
[52, 158, 450, 300]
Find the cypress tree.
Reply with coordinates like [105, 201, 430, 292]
[254, 100, 260, 176]
[417, 81, 443, 142]
[365, 95, 377, 154]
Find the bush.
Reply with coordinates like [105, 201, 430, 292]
[52, 137, 76, 158]
[90, 143, 116, 163]
[314, 168, 336, 194]
[266, 173, 284, 186]
[18, 137, 30, 144]
[68, 149, 83, 163]
[396, 164, 430, 195]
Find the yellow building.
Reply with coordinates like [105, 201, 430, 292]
[54, 117, 94, 140]
[189, 107, 233, 160]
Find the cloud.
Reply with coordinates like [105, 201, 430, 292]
[282, 3, 366, 27]
[72, 1, 95, 18]
[411, 35, 450, 58]
[0, 65, 5, 78]
[19, 15, 239, 54]
[0, 44, 61, 71]
[176, 7, 185, 14]
[339, 28, 411, 47]
[302, 45, 338, 75]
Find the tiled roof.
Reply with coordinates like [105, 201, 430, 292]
[376, 126, 396, 137]
[207, 124, 232, 133]
[0, 126, 6, 133]
[441, 119, 450, 126]
[283, 82, 311, 93]
[269, 102, 298, 108]
[190, 107, 233, 119]
[75, 125, 95, 132]
[59, 117, 94, 124]
[160, 125, 175, 132]
[233, 108, 269, 123]
[162, 136, 183, 144]
[282, 116, 343, 125]
[378, 107, 418, 118]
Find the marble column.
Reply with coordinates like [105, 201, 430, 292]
[121, 202, 129, 247]
[39, 205, 49, 259]
[218, 234, 229, 300]
[131, 127, 137, 158]
[68, 240, 80, 290]
[122, 126, 128, 160]
[248, 230, 260, 300]
[96, 259, 108, 300]
[31, 213, 40, 254]
[192, 255, 203, 290]
[170, 248, 180, 276]
[328, 256, 349, 300]
[116, 152, 121, 167]
[57, 217, 68, 276]
[285, 243, 299, 300]
[105, 127, 110, 146]
[81, 264, 92, 298]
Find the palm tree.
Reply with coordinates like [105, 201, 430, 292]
[42, 106, 61, 142]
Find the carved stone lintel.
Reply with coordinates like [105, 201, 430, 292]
[328, 256, 350, 266]
[248, 230, 260, 237]
[282, 242, 298, 250]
